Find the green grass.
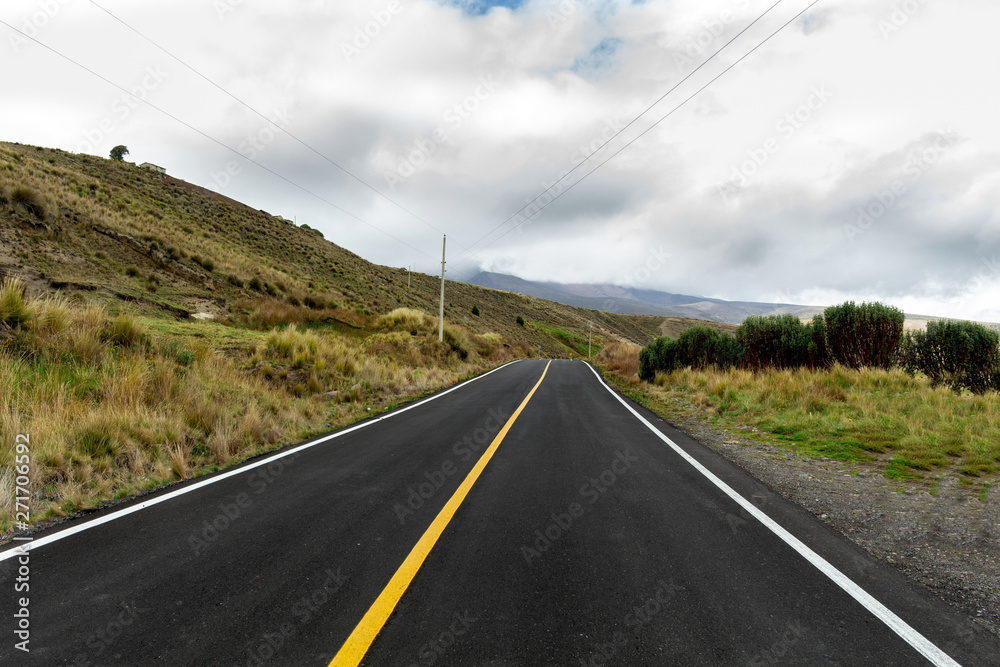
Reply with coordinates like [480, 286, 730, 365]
[597, 356, 1000, 492]
[532, 322, 601, 357]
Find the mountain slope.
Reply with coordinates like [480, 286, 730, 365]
[467, 271, 824, 324]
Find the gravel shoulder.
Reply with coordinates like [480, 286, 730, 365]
[661, 404, 1000, 640]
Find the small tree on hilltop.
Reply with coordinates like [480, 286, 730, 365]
[110, 145, 129, 162]
[472, 305, 480, 316]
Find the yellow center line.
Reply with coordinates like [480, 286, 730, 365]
[329, 360, 552, 667]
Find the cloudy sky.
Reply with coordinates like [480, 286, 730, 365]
[3, 0, 999, 320]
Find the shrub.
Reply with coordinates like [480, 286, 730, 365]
[639, 336, 674, 381]
[227, 274, 244, 288]
[471, 305, 480, 317]
[10, 186, 46, 220]
[516, 315, 525, 327]
[248, 276, 264, 292]
[903, 320, 1000, 394]
[805, 314, 830, 368]
[124, 265, 139, 277]
[824, 301, 904, 370]
[672, 325, 740, 370]
[737, 314, 829, 370]
[639, 325, 741, 380]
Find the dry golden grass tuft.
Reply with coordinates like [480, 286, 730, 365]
[596, 341, 641, 377]
[376, 307, 434, 334]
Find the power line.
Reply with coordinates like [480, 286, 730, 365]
[84, 0, 466, 251]
[456, 0, 786, 264]
[454, 0, 821, 270]
[0, 19, 435, 261]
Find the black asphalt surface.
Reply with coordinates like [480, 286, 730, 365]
[2, 359, 998, 666]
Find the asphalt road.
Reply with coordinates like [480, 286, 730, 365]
[2, 359, 998, 666]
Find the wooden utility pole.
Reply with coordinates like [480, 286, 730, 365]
[438, 236, 446, 342]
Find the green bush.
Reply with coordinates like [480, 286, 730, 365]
[516, 315, 525, 327]
[738, 314, 806, 370]
[903, 320, 1000, 394]
[472, 305, 480, 317]
[824, 301, 904, 370]
[805, 314, 830, 368]
[638, 325, 742, 380]
[672, 325, 740, 370]
[737, 314, 829, 371]
[714, 332, 746, 370]
[639, 336, 673, 381]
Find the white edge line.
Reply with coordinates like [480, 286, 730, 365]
[0, 360, 523, 562]
[583, 363, 961, 667]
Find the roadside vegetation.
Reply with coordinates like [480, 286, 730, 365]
[599, 303, 1000, 493]
[0, 276, 529, 532]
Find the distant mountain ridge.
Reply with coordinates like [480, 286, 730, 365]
[465, 272, 1000, 331]
[466, 272, 824, 325]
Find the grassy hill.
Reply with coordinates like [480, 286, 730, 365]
[0, 141, 707, 353]
[0, 140, 737, 530]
